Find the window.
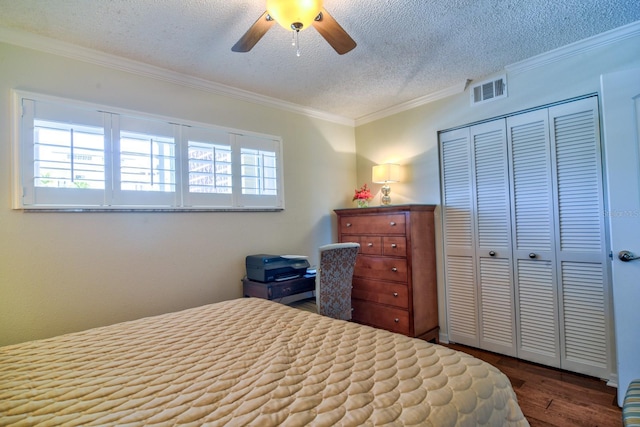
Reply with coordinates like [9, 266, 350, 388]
[14, 92, 284, 210]
[188, 142, 232, 194]
[34, 119, 106, 190]
[119, 131, 176, 193]
[241, 148, 277, 196]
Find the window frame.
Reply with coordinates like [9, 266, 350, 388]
[12, 91, 285, 211]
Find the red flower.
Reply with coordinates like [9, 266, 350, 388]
[352, 183, 372, 201]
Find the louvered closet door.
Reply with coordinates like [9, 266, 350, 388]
[507, 109, 561, 368]
[471, 120, 516, 356]
[440, 128, 479, 347]
[549, 97, 612, 379]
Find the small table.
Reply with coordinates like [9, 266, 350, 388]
[242, 276, 316, 300]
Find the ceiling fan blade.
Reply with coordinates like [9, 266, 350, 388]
[232, 11, 275, 52]
[312, 8, 356, 55]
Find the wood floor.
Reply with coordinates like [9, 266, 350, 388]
[443, 343, 622, 427]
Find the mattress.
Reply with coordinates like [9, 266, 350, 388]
[0, 298, 529, 426]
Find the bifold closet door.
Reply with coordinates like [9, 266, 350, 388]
[441, 96, 611, 379]
[440, 128, 479, 347]
[507, 96, 611, 377]
[441, 121, 516, 355]
[507, 109, 562, 368]
[549, 97, 611, 379]
[471, 121, 516, 357]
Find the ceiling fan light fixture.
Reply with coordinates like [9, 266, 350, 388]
[266, 0, 323, 31]
[232, 0, 355, 55]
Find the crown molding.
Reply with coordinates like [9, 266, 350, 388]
[0, 26, 355, 127]
[356, 20, 640, 126]
[354, 82, 466, 127]
[1, 20, 638, 129]
[506, 20, 640, 75]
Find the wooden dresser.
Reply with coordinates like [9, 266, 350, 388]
[335, 205, 439, 342]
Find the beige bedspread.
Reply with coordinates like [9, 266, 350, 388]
[0, 298, 528, 426]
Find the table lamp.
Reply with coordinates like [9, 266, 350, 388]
[372, 163, 401, 205]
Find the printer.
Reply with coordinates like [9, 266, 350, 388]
[245, 254, 310, 282]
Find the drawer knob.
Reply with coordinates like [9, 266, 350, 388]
[391, 267, 398, 272]
[368, 242, 374, 247]
[489, 251, 496, 256]
[393, 292, 398, 297]
[390, 221, 396, 226]
[394, 318, 400, 323]
[346, 223, 352, 227]
[391, 243, 397, 248]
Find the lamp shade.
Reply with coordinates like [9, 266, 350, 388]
[372, 163, 401, 183]
[266, 0, 323, 31]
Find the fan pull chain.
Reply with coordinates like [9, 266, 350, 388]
[289, 22, 304, 57]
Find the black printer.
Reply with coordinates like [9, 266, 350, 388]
[245, 254, 310, 282]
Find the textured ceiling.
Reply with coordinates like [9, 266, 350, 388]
[0, 0, 639, 120]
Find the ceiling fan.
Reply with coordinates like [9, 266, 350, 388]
[232, 0, 357, 55]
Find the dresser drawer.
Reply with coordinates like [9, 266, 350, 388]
[382, 237, 406, 257]
[360, 236, 382, 255]
[352, 277, 408, 309]
[354, 255, 408, 282]
[339, 214, 406, 235]
[352, 299, 410, 335]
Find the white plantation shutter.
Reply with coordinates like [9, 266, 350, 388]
[111, 114, 180, 207]
[235, 134, 283, 209]
[21, 98, 109, 207]
[15, 91, 284, 210]
[182, 125, 234, 208]
[440, 128, 478, 346]
[471, 120, 516, 356]
[550, 97, 611, 378]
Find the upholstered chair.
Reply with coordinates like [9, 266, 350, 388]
[315, 242, 360, 320]
[288, 242, 360, 319]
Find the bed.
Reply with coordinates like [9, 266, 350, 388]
[0, 298, 529, 426]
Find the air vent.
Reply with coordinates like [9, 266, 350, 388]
[471, 76, 507, 105]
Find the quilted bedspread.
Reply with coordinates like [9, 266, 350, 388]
[0, 298, 529, 426]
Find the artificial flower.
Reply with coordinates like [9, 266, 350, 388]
[352, 183, 372, 201]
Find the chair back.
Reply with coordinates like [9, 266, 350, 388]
[315, 242, 360, 320]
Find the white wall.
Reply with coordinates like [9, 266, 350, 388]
[0, 42, 357, 346]
[355, 26, 640, 352]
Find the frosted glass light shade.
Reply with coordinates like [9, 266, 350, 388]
[372, 163, 401, 183]
[266, 0, 323, 31]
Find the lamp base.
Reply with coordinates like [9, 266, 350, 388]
[380, 184, 391, 205]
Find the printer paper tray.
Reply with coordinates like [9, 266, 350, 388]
[274, 274, 301, 282]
